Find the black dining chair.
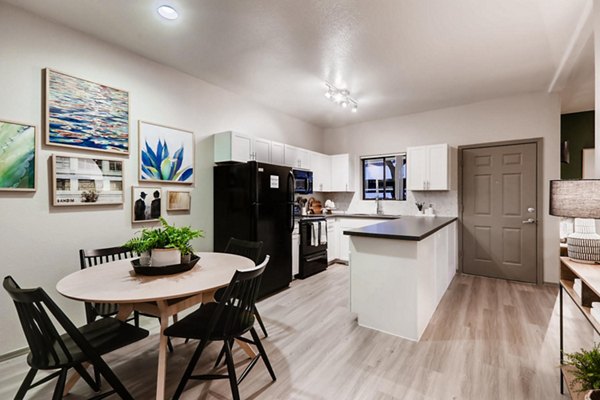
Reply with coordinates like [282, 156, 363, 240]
[3, 275, 149, 400]
[215, 238, 269, 337]
[79, 246, 174, 353]
[79, 247, 138, 325]
[164, 256, 276, 400]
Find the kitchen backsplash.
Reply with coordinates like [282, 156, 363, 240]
[315, 190, 458, 217]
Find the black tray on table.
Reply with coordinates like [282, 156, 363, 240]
[131, 255, 200, 276]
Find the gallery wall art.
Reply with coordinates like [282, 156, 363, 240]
[45, 68, 129, 154]
[52, 154, 124, 206]
[167, 191, 191, 211]
[132, 186, 162, 223]
[0, 119, 36, 191]
[139, 121, 194, 184]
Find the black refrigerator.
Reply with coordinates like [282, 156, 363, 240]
[214, 161, 294, 298]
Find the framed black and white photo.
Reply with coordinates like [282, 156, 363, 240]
[132, 186, 162, 223]
[52, 154, 124, 206]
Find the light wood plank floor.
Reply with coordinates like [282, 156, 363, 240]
[0, 264, 592, 399]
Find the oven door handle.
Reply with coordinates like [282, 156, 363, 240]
[304, 253, 327, 263]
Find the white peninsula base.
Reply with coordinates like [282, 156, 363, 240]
[348, 219, 457, 341]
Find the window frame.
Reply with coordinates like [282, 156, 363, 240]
[360, 153, 407, 201]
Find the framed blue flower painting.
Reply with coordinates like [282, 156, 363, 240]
[138, 121, 194, 184]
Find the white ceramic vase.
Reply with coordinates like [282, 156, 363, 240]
[151, 248, 181, 266]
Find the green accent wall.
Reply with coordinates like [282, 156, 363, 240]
[561, 111, 594, 179]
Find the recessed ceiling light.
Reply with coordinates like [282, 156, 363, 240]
[157, 5, 178, 20]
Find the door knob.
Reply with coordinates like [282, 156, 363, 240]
[522, 218, 536, 224]
[527, 207, 535, 213]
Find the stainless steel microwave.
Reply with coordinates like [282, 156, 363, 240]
[293, 169, 313, 194]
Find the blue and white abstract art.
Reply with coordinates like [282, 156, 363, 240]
[138, 121, 194, 184]
[46, 69, 129, 154]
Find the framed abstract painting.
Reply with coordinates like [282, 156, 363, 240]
[0, 119, 36, 191]
[52, 154, 124, 206]
[167, 191, 191, 211]
[138, 121, 194, 184]
[132, 186, 162, 223]
[45, 68, 129, 155]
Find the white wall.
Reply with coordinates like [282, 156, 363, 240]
[323, 92, 561, 283]
[0, 3, 322, 356]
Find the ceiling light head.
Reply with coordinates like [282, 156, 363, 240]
[157, 5, 179, 20]
[323, 82, 358, 112]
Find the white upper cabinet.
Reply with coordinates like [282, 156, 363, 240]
[214, 132, 285, 164]
[214, 131, 253, 163]
[284, 145, 298, 167]
[311, 152, 331, 192]
[407, 144, 449, 191]
[271, 142, 285, 165]
[330, 154, 354, 192]
[284, 145, 311, 169]
[253, 137, 271, 163]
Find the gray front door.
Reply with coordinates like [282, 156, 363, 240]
[462, 143, 538, 283]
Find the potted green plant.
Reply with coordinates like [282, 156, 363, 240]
[565, 343, 600, 400]
[124, 217, 203, 266]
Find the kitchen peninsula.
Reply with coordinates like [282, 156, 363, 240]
[344, 216, 458, 341]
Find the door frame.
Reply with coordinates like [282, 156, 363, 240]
[457, 138, 544, 285]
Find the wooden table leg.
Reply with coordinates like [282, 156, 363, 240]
[155, 301, 170, 400]
[63, 303, 135, 397]
[116, 304, 134, 321]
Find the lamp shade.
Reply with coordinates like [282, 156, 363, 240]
[549, 180, 600, 218]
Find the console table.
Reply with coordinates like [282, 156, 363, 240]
[559, 256, 600, 399]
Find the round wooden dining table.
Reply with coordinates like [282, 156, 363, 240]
[56, 252, 255, 400]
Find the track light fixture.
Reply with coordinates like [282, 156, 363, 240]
[324, 83, 358, 112]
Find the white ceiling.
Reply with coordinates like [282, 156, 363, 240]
[560, 35, 595, 114]
[2, 0, 592, 127]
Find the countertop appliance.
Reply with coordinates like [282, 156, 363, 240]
[293, 169, 313, 194]
[298, 216, 328, 279]
[214, 161, 295, 298]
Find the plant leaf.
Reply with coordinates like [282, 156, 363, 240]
[178, 167, 193, 182]
[161, 158, 173, 180]
[173, 147, 184, 173]
[145, 141, 159, 168]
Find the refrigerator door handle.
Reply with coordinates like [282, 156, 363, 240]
[287, 171, 295, 233]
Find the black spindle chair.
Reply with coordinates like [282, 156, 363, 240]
[217, 238, 269, 337]
[3, 276, 149, 400]
[79, 247, 138, 325]
[79, 246, 174, 353]
[164, 256, 276, 400]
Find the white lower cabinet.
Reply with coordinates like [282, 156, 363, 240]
[338, 218, 383, 262]
[327, 219, 339, 262]
[292, 223, 300, 277]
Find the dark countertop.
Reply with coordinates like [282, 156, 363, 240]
[343, 216, 457, 241]
[301, 213, 400, 220]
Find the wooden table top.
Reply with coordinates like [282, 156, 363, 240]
[56, 252, 254, 304]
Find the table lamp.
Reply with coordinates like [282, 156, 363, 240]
[550, 180, 600, 263]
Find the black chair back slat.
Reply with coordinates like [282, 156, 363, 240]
[4, 277, 73, 367]
[209, 256, 269, 339]
[224, 238, 263, 264]
[79, 246, 135, 322]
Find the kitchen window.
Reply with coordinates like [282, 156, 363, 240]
[361, 154, 407, 200]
